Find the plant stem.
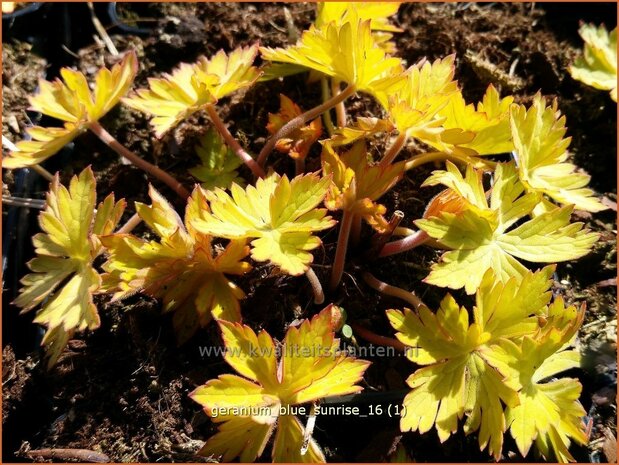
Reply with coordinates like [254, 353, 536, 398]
[349, 215, 362, 247]
[379, 230, 429, 258]
[116, 212, 142, 234]
[362, 271, 423, 309]
[305, 267, 325, 305]
[295, 158, 305, 176]
[329, 209, 354, 291]
[30, 164, 55, 182]
[368, 210, 403, 257]
[205, 104, 265, 179]
[320, 77, 336, 136]
[258, 83, 356, 167]
[331, 79, 347, 127]
[88, 121, 190, 199]
[393, 226, 417, 237]
[379, 132, 407, 168]
[348, 322, 406, 352]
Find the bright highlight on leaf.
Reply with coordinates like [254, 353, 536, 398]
[387, 266, 587, 461]
[191, 172, 336, 276]
[3, 51, 138, 168]
[382, 55, 459, 146]
[322, 140, 405, 232]
[510, 94, 608, 213]
[124, 45, 261, 137]
[315, 2, 402, 53]
[435, 84, 514, 157]
[261, 13, 405, 97]
[506, 302, 587, 463]
[189, 128, 245, 191]
[416, 161, 598, 293]
[13, 167, 125, 368]
[190, 305, 370, 462]
[267, 94, 322, 161]
[101, 186, 251, 344]
[569, 23, 617, 102]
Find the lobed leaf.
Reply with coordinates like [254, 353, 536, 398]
[124, 45, 261, 137]
[191, 172, 335, 276]
[13, 167, 125, 368]
[190, 305, 369, 462]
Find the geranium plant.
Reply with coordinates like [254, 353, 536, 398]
[3, 3, 611, 463]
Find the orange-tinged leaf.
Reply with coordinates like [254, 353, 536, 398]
[322, 140, 405, 232]
[124, 45, 261, 137]
[191, 172, 335, 276]
[13, 167, 125, 368]
[267, 94, 322, 160]
[190, 305, 369, 462]
[101, 186, 250, 344]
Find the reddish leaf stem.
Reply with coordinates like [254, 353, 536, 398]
[379, 229, 429, 258]
[88, 121, 190, 199]
[379, 132, 407, 168]
[330, 209, 354, 291]
[362, 271, 423, 309]
[258, 83, 356, 167]
[205, 104, 266, 179]
[348, 322, 406, 352]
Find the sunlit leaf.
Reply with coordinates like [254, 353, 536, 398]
[13, 167, 125, 368]
[101, 186, 250, 344]
[190, 305, 370, 462]
[191, 172, 335, 276]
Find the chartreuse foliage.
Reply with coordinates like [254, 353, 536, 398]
[510, 94, 608, 213]
[415, 161, 598, 294]
[315, 2, 402, 53]
[3, 51, 137, 168]
[321, 140, 405, 232]
[13, 167, 125, 368]
[387, 267, 588, 461]
[101, 186, 251, 344]
[190, 305, 370, 462]
[7, 2, 609, 462]
[124, 45, 261, 136]
[260, 9, 405, 97]
[189, 128, 245, 190]
[569, 23, 617, 101]
[191, 172, 335, 276]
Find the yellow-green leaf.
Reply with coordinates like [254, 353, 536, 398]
[189, 129, 245, 190]
[101, 186, 250, 344]
[261, 13, 404, 95]
[388, 267, 565, 460]
[13, 167, 125, 368]
[124, 45, 261, 137]
[510, 94, 608, 212]
[569, 23, 617, 101]
[191, 172, 336, 275]
[190, 305, 369, 462]
[416, 161, 598, 293]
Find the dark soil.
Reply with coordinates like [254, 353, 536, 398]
[2, 2, 617, 463]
